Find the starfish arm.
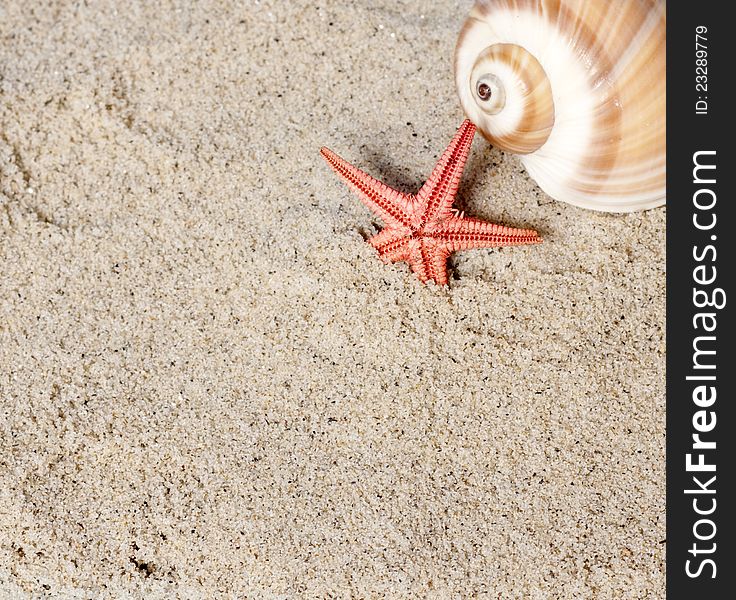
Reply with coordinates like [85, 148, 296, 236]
[408, 239, 450, 286]
[431, 216, 542, 252]
[369, 227, 406, 251]
[415, 120, 476, 224]
[320, 147, 414, 229]
[372, 234, 413, 264]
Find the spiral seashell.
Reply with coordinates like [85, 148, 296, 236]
[455, 0, 665, 212]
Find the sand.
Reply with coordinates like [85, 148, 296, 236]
[0, 1, 665, 597]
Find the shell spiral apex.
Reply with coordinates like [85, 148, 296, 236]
[455, 0, 666, 212]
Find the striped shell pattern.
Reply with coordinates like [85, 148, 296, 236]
[455, 0, 666, 211]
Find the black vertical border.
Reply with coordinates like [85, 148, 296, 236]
[667, 2, 734, 597]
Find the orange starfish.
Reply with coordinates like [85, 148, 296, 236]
[320, 120, 542, 285]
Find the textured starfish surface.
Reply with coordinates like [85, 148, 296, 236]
[320, 120, 542, 285]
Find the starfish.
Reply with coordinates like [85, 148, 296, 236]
[320, 120, 542, 285]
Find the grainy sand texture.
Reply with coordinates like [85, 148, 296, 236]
[1, 1, 665, 598]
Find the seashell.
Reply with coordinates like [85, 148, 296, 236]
[455, 0, 665, 212]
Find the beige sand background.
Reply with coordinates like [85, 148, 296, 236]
[0, 1, 665, 597]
